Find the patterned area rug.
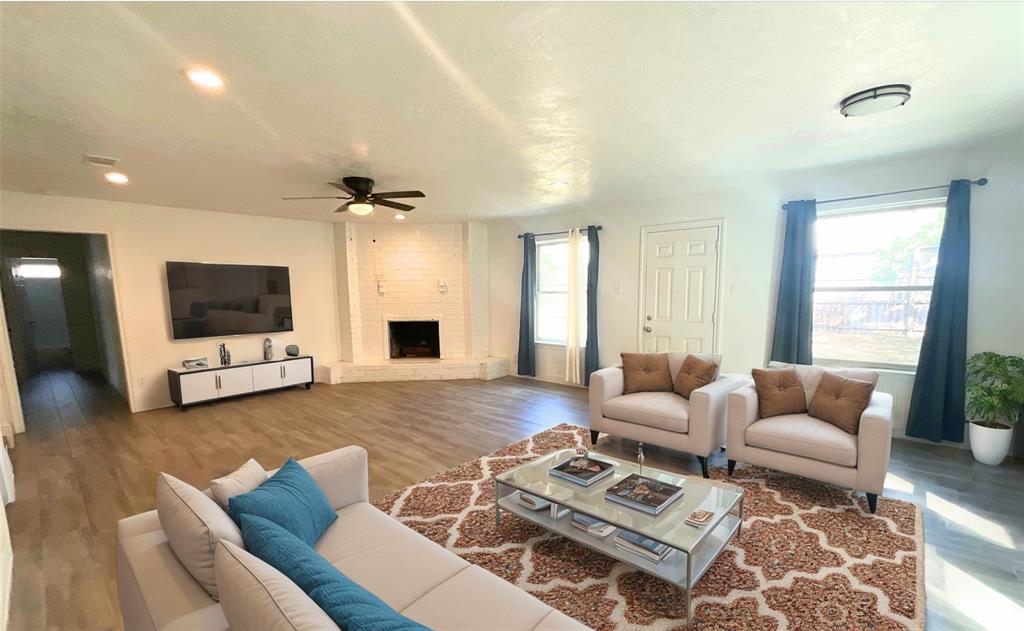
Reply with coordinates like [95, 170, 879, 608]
[373, 424, 924, 630]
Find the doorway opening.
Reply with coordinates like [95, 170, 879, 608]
[0, 230, 129, 419]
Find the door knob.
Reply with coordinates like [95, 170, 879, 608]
[644, 326, 652, 333]
[646, 315, 652, 321]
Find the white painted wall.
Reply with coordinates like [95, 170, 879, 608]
[85, 235, 128, 399]
[0, 191, 341, 413]
[488, 133, 1024, 407]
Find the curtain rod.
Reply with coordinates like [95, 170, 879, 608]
[816, 178, 988, 206]
[517, 225, 603, 239]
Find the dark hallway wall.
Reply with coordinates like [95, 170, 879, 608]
[0, 230, 103, 375]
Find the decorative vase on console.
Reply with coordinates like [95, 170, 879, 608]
[263, 338, 273, 361]
[218, 343, 231, 367]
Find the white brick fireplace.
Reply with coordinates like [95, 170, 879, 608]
[321, 221, 508, 383]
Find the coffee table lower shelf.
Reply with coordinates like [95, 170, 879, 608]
[495, 491, 741, 589]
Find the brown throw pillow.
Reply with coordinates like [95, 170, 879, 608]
[808, 371, 875, 434]
[621, 353, 673, 394]
[752, 368, 807, 418]
[674, 355, 718, 399]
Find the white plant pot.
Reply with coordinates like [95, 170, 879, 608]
[968, 421, 1013, 466]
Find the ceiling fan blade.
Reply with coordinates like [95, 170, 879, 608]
[373, 190, 425, 199]
[327, 180, 356, 194]
[373, 198, 415, 211]
[282, 195, 346, 200]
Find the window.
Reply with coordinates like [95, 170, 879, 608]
[813, 202, 945, 369]
[535, 239, 589, 344]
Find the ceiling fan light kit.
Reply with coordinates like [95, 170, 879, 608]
[840, 84, 911, 117]
[347, 202, 374, 215]
[283, 175, 425, 217]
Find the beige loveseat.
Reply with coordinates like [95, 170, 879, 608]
[116, 446, 588, 631]
[726, 362, 894, 512]
[588, 352, 746, 477]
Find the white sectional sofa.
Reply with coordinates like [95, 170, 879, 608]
[116, 446, 588, 631]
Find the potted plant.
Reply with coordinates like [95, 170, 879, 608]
[965, 352, 1024, 465]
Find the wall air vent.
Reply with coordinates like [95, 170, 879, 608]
[83, 154, 120, 167]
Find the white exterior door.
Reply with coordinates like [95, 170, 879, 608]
[216, 366, 254, 398]
[281, 359, 312, 387]
[179, 372, 218, 404]
[252, 363, 284, 391]
[641, 225, 720, 353]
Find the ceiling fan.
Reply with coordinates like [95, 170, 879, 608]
[283, 176, 425, 215]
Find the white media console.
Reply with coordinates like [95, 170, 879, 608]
[167, 355, 313, 410]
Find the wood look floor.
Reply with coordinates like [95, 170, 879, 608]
[5, 370, 1023, 631]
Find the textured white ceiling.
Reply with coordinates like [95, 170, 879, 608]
[1, 2, 1021, 222]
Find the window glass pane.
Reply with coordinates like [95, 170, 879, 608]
[812, 289, 931, 365]
[537, 242, 569, 292]
[537, 293, 567, 343]
[815, 206, 944, 288]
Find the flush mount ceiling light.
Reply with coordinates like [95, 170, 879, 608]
[394, 213, 406, 221]
[104, 171, 129, 185]
[185, 66, 226, 91]
[840, 84, 911, 117]
[346, 202, 374, 216]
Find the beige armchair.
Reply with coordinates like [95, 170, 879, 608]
[725, 363, 893, 512]
[589, 353, 746, 477]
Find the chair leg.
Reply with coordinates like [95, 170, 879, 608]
[589, 430, 599, 445]
[866, 493, 878, 514]
[696, 456, 709, 479]
[727, 459, 736, 476]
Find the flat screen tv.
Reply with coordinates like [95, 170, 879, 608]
[166, 261, 293, 340]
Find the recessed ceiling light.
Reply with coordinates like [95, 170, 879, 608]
[840, 84, 911, 117]
[347, 202, 374, 216]
[104, 171, 129, 185]
[550, 181, 569, 190]
[394, 213, 406, 221]
[185, 66, 226, 91]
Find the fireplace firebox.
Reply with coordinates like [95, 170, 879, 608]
[388, 320, 440, 359]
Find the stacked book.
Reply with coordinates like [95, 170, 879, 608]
[518, 493, 551, 511]
[685, 509, 714, 527]
[604, 473, 684, 515]
[548, 455, 615, 487]
[614, 530, 671, 563]
[570, 513, 616, 538]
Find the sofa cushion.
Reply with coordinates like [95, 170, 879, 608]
[214, 539, 338, 631]
[240, 514, 429, 631]
[621, 353, 674, 394]
[210, 458, 267, 510]
[808, 371, 875, 435]
[668, 352, 722, 382]
[156, 472, 242, 600]
[768, 361, 879, 407]
[315, 503, 468, 611]
[745, 413, 858, 467]
[752, 368, 807, 419]
[673, 354, 718, 399]
[400, 565, 558, 631]
[230, 458, 337, 546]
[602, 392, 689, 433]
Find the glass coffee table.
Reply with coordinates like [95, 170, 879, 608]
[495, 449, 744, 625]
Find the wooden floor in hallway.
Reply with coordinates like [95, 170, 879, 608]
[4, 370, 1022, 630]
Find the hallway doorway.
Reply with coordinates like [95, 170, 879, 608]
[0, 230, 128, 427]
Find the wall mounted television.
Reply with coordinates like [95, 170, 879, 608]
[166, 261, 293, 340]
